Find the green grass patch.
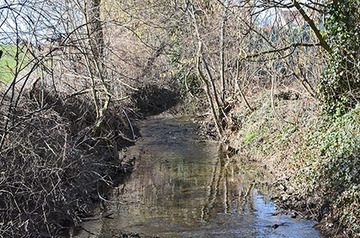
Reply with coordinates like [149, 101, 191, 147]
[243, 130, 256, 144]
[0, 45, 29, 84]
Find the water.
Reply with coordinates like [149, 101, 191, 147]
[77, 116, 322, 238]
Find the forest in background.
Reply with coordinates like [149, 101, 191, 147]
[0, 0, 359, 237]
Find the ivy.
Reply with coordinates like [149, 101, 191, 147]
[297, 105, 360, 235]
[318, 0, 360, 115]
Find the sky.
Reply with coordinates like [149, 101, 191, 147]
[0, 0, 81, 45]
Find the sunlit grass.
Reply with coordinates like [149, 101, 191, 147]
[0, 45, 29, 85]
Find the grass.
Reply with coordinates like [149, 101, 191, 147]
[0, 45, 29, 85]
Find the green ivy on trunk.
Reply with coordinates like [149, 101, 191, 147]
[319, 0, 360, 115]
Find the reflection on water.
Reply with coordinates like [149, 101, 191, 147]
[84, 117, 322, 238]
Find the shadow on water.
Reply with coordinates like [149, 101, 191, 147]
[78, 117, 323, 238]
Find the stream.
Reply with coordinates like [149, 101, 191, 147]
[78, 116, 322, 238]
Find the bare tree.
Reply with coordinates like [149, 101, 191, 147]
[0, 1, 137, 236]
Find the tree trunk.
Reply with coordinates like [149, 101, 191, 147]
[85, 0, 104, 61]
[220, 12, 226, 103]
[84, 0, 111, 133]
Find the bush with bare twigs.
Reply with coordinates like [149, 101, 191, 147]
[0, 88, 135, 237]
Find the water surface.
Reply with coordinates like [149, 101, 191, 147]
[79, 116, 322, 238]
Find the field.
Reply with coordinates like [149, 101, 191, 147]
[0, 45, 29, 85]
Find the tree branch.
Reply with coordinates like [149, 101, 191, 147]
[245, 42, 320, 59]
[292, 0, 332, 54]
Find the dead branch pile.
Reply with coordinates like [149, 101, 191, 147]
[0, 89, 135, 237]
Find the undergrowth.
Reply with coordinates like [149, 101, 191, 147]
[233, 92, 359, 237]
[296, 105, 360, 237]
[0, 89, 135, 237]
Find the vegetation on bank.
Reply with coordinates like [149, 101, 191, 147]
[0, 89, 136, 236]
[296, 106, 360, 236]
[0, 0, 359, 237]
[229, 92, 359, 236]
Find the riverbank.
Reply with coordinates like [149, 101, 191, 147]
[0, 89, 137, 237]
[222, 90, 359, 237]
[1, 82, 357, 237]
